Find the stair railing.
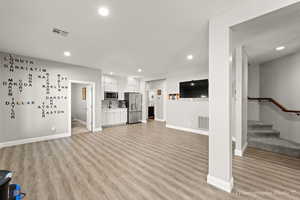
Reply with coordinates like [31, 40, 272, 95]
[248, 97, 300, 116]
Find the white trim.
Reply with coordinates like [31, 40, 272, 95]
[207, 174, 233, 193]
[166, 124, 209, 136]
[0, 133, 69, 149]
[69, 80, 96, 136]
[141, 120, 147, 123]
[234, 142, 248, 157]
[155, 118, 165, 122]
[93, 127, 103, 132]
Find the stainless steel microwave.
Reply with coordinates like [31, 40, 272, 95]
[104, 92, 118, 100]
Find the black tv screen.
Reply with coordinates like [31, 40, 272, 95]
[179, 79, 209, 98]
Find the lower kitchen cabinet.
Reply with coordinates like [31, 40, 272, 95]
[102, 109, 127, 126]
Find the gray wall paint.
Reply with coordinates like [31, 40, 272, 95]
[248, 64, 260, 121]
[260, 51, 300, 143]
[0, 52, 102, 143]
[71, 83, 88, 122]
[166, 68, 209, 130]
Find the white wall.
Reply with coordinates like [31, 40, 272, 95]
[208, 0, 299, 192]
[71, 83, 88, 122]
[248, 64, 260, 121]
[166, 68, 209, 131]
[0, 52, 102, 143]
[260, 51, 300, 143]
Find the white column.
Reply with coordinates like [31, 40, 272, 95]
[140, 80, 147, 123]
[234, 46, 243, 156]
[242, 50, 248, 152]
[207, 21, 233, 193]
[234, 46, 249, 157]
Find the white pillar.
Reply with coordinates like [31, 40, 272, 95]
[234, 46, 243, 156]
[234, 46, 248, 157]
[140, 80, 147, 123]
[207, 21, 233, 193]
[242, 50, 248, 152]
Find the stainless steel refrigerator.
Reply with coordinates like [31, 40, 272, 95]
[125, 92, 142, 124]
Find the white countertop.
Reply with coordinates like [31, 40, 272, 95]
[102, 108, 127, 112]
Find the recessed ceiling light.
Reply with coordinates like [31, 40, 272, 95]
[98, 7, 110, 17]
[276, 46, 285, 51]
[110, 72, 113, 75]
[187, 54, 193, 60]
[64, 51, 71, 57]
[138, 68, 142, 72]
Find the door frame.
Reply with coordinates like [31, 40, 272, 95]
[68, 80, 96, 136]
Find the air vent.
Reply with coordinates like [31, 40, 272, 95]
[52, 28, 69, 37]
[198, 116, 209, 130]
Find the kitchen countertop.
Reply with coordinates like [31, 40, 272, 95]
[102, 108, 127, 112]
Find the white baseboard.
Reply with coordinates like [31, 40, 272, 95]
[207, 174, 233, 193]
[0, 133, 69, 149]
[234, 142, 248, 157]
[155, 118, 165, 122]
[93, 127, 103, 132]
[166, 124, 209, 136]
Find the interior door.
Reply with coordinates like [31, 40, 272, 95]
[86, 85, 93, 131]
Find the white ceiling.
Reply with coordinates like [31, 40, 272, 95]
[232, 2, 300, 65]
[0, 0, 241, 78]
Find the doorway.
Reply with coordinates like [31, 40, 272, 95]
[146, 79, 166, 122]
[68, 81, 95, 135]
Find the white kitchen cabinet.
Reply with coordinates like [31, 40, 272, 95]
[102, 109, 127, 126]
[102, 75, 118, 92]
[102, 74, 141, 100]
[120, 110, 127, 124]
[126, 77, 140, 92]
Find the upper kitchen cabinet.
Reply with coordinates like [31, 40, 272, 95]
[102, 75, 118, 92]
[101, 74, 141, 100]
[126, 77, 140, 93]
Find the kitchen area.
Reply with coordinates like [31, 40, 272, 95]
[101, 74, 143, 128]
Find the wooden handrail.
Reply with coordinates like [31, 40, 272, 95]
[248, 97, 300, 115]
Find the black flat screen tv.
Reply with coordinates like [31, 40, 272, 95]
[179, 79, 209, 98]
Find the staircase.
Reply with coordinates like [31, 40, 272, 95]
[248, 121, 300, 157]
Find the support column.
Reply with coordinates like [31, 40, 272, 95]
[207, 21, 233, 193]
[234, 46, 248, 157]
[140, 80, 147, 123]
[235, 46, 243, 156]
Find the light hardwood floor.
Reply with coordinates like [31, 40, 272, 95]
[0, 121, 300, 200]
[72, 119, 90, 135]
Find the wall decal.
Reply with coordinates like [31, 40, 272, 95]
[1, 54, 68, 119]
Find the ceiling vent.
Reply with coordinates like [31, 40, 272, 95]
[52, 28, 69, 37]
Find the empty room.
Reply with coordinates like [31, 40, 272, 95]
[1, 0, 300, 200]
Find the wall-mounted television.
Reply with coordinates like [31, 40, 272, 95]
[179, 79, 209, 98]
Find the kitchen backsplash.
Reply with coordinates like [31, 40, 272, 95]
[102, 100, 126, 109]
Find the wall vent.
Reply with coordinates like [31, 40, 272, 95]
[198, 116, 209, 130]
[52, 28, 69, 37]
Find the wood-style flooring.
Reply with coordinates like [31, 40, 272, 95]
[0, 121, 300, 200]
[72, 119, 90, 135]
